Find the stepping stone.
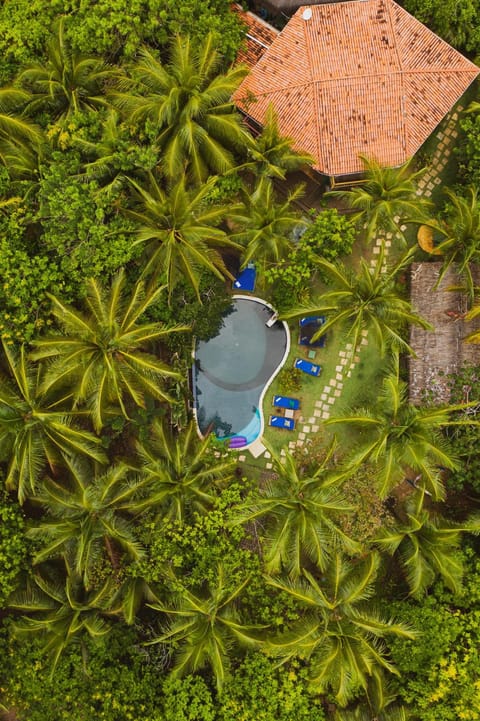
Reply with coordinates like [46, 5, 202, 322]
[299, 416, 305, 423]
[239, 455, 246, 462]
[361, 329, 368, 337]
[384, 239, 391, 248]
[314, 409, 322, 417]
[400, 225, 407, 232]
[280, 457, 287, 465]
[299, 432, 305, 440]
[308, 417, 315, 424]
[249, 439, 266, 458]
[340, 358, 348, 366]
[337, 382, 343, 390]
[334, 389, 341, 397]
[424, 190, 432, 197]
[346, 343, 353, 350]
[315, 400, 323, 407]
[264, 451, 271, 459]
[328, 397, 335, 405]
[312, 425, 319, 432]
[266, 462, 272, 469]
[415, 189, 423, 196]
[354, 355, 360, 362]
[373, 246, 380, 254]
[289, 441, 296, 449]
[296, 440, 304, 447]
[437, 132, 444, 140]
[347, 370, 352, 378]
[361, 337, 368, 345]
[214, 451, 221, 458]
[336, 373, 343, 381]
[323, 385, 330, 394]
[434, 176, 442, 184]
[335, 365, 343, 372]
[322, 411, 330, 419]
[302, 425, 311, 433]
[330, 379, 337, 387]
[321, 394, 327, 401]
[427, 182, 434, 190]
[451, 131, 458, 138]
[339, 351, 346, 357]
[280, 449, 286, 455]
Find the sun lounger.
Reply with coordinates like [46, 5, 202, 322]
[299, 315, 327, 348]
[294, 358, 322, 377]
[272, 395, 300, 410]
[233, 263, 256, 291]
[269, 415, 295, 430]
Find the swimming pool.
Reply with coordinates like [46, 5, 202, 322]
[193, 296, 290, 448]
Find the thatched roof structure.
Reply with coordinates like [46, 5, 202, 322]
[409, 263, 480, 405]
[234, 0, 479, 178]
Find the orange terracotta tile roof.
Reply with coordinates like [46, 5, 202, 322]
[232, 4, 278, 69]
[233, 0, 480, 176]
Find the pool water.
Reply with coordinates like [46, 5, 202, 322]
[193, 297, 289, 447]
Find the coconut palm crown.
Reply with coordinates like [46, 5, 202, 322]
[0, 341, 105, 504]
[112, 34, 249, 184]
[31, 270, 189, 431]
[282, 246, 431, 357]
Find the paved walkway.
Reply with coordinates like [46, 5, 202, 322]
[242, 105, 463, 467]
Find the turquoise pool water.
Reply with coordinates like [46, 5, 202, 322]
[193, 297, 289, 448]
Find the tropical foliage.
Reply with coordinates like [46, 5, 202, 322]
[282, 248, 431, 356]
[0, 5, 479, 721]
[326, 155, 431, 243]
[31, 270, 188, 430]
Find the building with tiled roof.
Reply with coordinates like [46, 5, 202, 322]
[232, 4, 279, 70]
[234, 0, 479, 180]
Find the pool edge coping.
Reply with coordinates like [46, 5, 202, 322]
[191, 294, 291, 451]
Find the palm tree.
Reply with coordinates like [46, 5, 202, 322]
[326, 357, 479, 499]
[240, 104, 314, 180]
[231, 441, 359, 577]
[124, 173, 242, 300]
[335, 703, 410, 721]
[267, 553, 415, 706]
[135, 420, 236, 523]
[375, 490, 480, 597]
[230, 178, 306, 269]
[31, 270, 188, 431]
[112, 34, 249, 184]
[146, 564, 264, 690]
[0, 88, 43, 148]
[0, 88, 44, 184]
[429, 187, 480, 302]
[282, 247, 431, 356]
[326, 155, 431, 243]
[465, 297, 480, 342]
[0, 341, 105, 504]
[27, 455, 157, 589]
[9, 566, 114, 673]
[17, 19, 114, 123]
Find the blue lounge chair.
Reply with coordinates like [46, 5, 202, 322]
[269, 415, 295, 430]
[273, 395, 300, 410]
[233, 263, 256, 291]
[299, 316, 327, 348]
[294, 358, 322, 377]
